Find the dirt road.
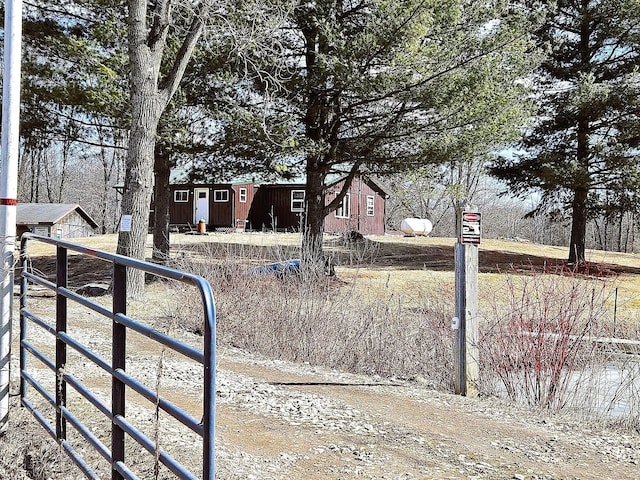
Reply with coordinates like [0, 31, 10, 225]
[213, 349, 640, 480]
[11, 294, 640, 480]
[8, 297, 640, 480]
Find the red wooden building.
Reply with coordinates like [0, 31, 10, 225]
[156, 175, 389, 234]
[323, 176, 389, 235]
[163, 180, 255, 231]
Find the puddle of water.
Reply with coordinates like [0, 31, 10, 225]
[487, 357, 640, 420]
[565, 359, 640, 418]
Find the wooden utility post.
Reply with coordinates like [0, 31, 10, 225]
[454, 202, 480, 396]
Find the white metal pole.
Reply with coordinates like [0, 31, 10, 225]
[0, 0, 23, 433]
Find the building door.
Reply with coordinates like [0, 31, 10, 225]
[194, 188, 209, 224]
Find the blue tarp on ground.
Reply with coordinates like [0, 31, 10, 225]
[249, 259, 301, 276]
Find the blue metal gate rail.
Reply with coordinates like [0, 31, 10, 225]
[19, 233, 216, 480]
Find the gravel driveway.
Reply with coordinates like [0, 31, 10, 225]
[9, 294, 640, 480]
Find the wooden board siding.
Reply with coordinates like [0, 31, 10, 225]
[324, 177, 386, 235]
[164, 175, 386, 234]
[209, 186, 233, 227]
[247, 185, 305, 232]
[232, 183, 254, 229]
[169, 186, 195, 227]
[169, 184, 236, 228]
[53, 210, 96, 238]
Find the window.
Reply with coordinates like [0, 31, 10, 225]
[214, 189, 229, 202]
[174, 190, 189, 202]
[239, 188, 247, 203]
[291, 190, 305, 212]
[366, 195, 375, 216]
[335, 193, 351, 218]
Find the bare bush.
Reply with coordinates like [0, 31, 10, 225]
[224, 279, 454, 389]
[479, 270, 640, 424]
[169, 244, 456, 391]
[167, 240, 640, 428]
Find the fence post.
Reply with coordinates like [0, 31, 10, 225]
[202, 284, 216, 479]
[111, 263, 126, 480]
[19, 238, 27, 400]
[56, 245, 67, 440]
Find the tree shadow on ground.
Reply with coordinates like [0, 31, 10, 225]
[341, 239, 640, 276]
[21, 237, 640, 289]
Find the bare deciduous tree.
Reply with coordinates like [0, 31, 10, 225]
[117, 0, 211, 297]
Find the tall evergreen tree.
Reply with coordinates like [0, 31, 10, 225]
[491, 0, 640, 264]
[8, 0, 129, 229]
[237, 0, 537, 262]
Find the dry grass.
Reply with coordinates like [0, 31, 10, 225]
[20, 230, 640, 329]
[0, 398, 78, 479]
[161, 233, 640, 418]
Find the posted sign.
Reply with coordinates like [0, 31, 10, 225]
[461, 211, 481, 244]
[120, 215, 132, 232]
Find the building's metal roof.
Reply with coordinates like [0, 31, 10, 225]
[365, 176, 392, 197]
[16, 203, 99, 228]
[157, 166, 391, 197]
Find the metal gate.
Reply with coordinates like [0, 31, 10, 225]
[19, 233, 216, 480]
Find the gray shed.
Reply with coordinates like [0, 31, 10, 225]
[16, 203, 98, 239]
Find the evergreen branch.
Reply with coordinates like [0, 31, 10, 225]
[23, 0, 104, 25]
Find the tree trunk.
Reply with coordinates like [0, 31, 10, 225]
[152, 145, 171, 262]
[115, 85, 163, 297]
[569, 50, 590, 265]
[617, 212, 623, 253]
[302, 164, 326, 267]
[593, 218, 603, 250]
[116, 3, 165, 298]
[630, 213, 635, 253]
[116, 0, 208, 298]
[568, 185, 588, 265]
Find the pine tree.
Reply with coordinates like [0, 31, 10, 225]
[238, 0, 537, 263]
[491, 0, 640, 264]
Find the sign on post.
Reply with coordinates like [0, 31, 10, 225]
[454, 203, 480, 397]
[461, 211, 481, 244]
[120, 215, 132, 232]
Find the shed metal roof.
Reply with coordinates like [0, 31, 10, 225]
[16, 203, 99, 228]
[164, 166, 391, 196]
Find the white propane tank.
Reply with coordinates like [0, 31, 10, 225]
[400, 218, 433, 236]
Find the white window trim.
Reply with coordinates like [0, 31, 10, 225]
[214, 189, 229, 202]
[335, 193, 351, 218]
[366, 195, 375, 216]
[174, 190, 189, 202]
[291, 190, 305, 212]
[239, 188, 247, 203]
